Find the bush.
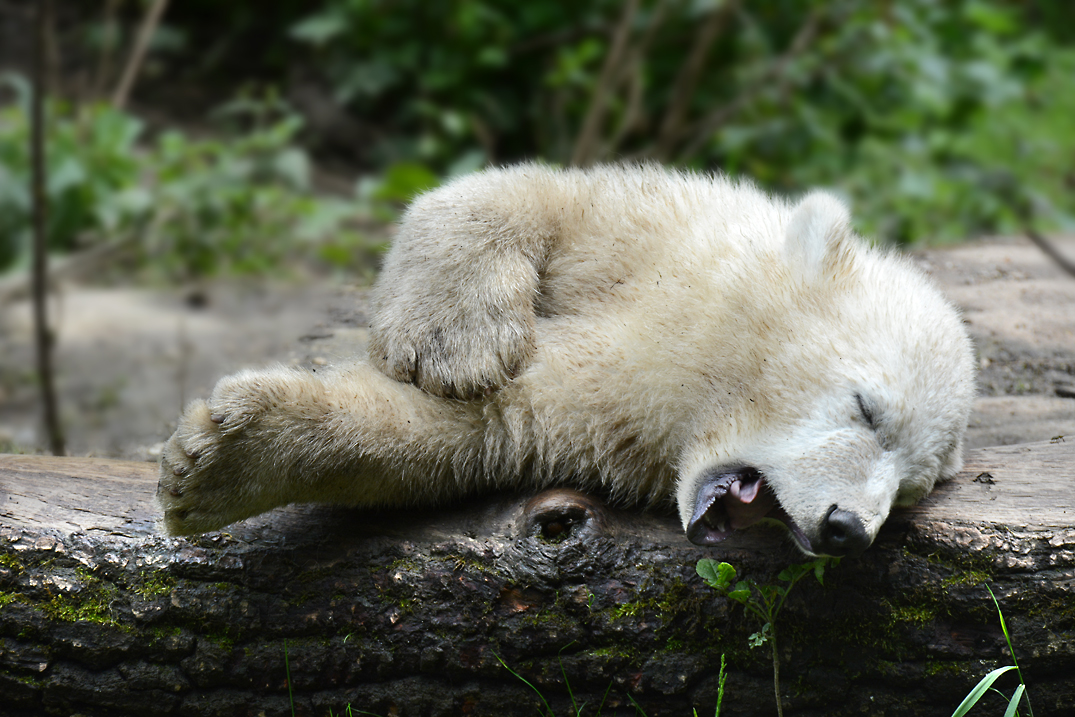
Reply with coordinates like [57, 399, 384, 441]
[282, 0, 1075, 243]
[0, 79, 384, 278]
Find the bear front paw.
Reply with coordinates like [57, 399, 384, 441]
[370, 321, 534, 400]
[157, 398, 244, 536]
[156, 369, 312, 536]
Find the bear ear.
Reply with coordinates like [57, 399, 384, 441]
[784, 191, 853, 282]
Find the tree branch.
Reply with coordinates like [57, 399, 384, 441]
[675, 8, 820, 162]
[569, 0, 640, 167]
[1008, 189, 1075, 279]
[604, 0, 672, 157]
[606, 57, 645, 155]
[111, 0, 168, 109]
[653, 0, 738, 162]
[31, 0, 64, 456]
[92, 0, 123, 99]
[1025, 228, 1075, 278]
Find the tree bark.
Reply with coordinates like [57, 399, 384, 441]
[0, 439, 1073, 717]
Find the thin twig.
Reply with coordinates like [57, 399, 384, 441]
[1025, 227, 1075, 278]
[676, 8, 820, 162]
[654, 0, 738, 162]
[0, 241, 132, 306]
[606, 58, 645, 154]
[111, 0, 168, 109]
[468, 112, 497, 166]
[511, 24, 611, 56]
[93, 0, 123, 99]
[32, 0, 64, 456]
[1009, 193, 1075, 279]
[627, 0, 673, 80]
[42, 0, 61, 96]
[772, 629, 783, 717]
[569, 0, 640, 167]
[605, 0, 672, 156]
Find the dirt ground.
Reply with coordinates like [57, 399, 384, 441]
[0, 236, 1072, 462]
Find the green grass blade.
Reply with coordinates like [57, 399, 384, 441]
[495, 652, 555, 717]
[987, 585, 1034, 717]
[951, 666, 1017, 717]
[559, 642, 580, 715]
[715, 653, 727, 717]
[285, 641, 296, 717]
[1005, 684, 1027, 717]
[595, 678, 615, 716]
[626, 692, 649, 716]
[987, 586, 1016, 666]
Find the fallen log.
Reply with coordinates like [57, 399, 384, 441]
[0, 440, 1073, 717]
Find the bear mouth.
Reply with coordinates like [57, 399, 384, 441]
[686, 466, 810, 551]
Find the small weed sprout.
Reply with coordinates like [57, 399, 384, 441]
[697, 557, 839, 717]
[284, 640, 296, 717]
[286, 641, 383, 717]
[495, 651, 558, 717]
[495, 644, 730, 717]
[950, 585, 1034, 717]
[693, 653, 728, 717]
[494, 644, 617, 717]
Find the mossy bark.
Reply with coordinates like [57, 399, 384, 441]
[0, 440, 1073, 717]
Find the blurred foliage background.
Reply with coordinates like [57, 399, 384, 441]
[1, 0, 1073, 279]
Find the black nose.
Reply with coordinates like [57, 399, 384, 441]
[816, 506, 871, 557]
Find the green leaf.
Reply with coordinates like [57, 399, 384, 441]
[748, 623, 771, 648]
[758, 585, 780, 605]
[272, 149, 311, 190]
[814, 558, 829, 585]
[373, 162, 440, 204]
[48, 157, 87, 195]
[447, 149, 486, 178]
[777, 562, 813, 583]
[697, 560, 738, 591]
[289, 11, 347, 46]
[1003, 684, 1026, 717]
[951, 666, 1017, 717]
[964, 1, 1017, 35]
[727, 588, 751, 603]
[696, 559, 724, 588]
[477, 46, 507, 68]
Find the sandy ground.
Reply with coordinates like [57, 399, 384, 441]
[912, 237, 1075, 447]
[0, 281, 371, 459]
[0, 237, 1072, 461]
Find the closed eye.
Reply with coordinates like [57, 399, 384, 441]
[855, 393, 878, 430]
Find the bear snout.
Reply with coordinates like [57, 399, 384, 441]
[814, 505, 871, 557]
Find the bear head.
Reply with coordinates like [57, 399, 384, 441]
[677, 191, 976, 557]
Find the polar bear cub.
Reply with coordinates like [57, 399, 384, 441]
[158, 164, 975, 557]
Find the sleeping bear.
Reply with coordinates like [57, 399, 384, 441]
[158, 164, 975, 557]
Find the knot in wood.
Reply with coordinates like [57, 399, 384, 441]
[520, 488, 611, 542]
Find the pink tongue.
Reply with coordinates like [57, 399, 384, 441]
[726, 479, 777, 530]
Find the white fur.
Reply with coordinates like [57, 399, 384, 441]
[158, 164, 975, 554]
